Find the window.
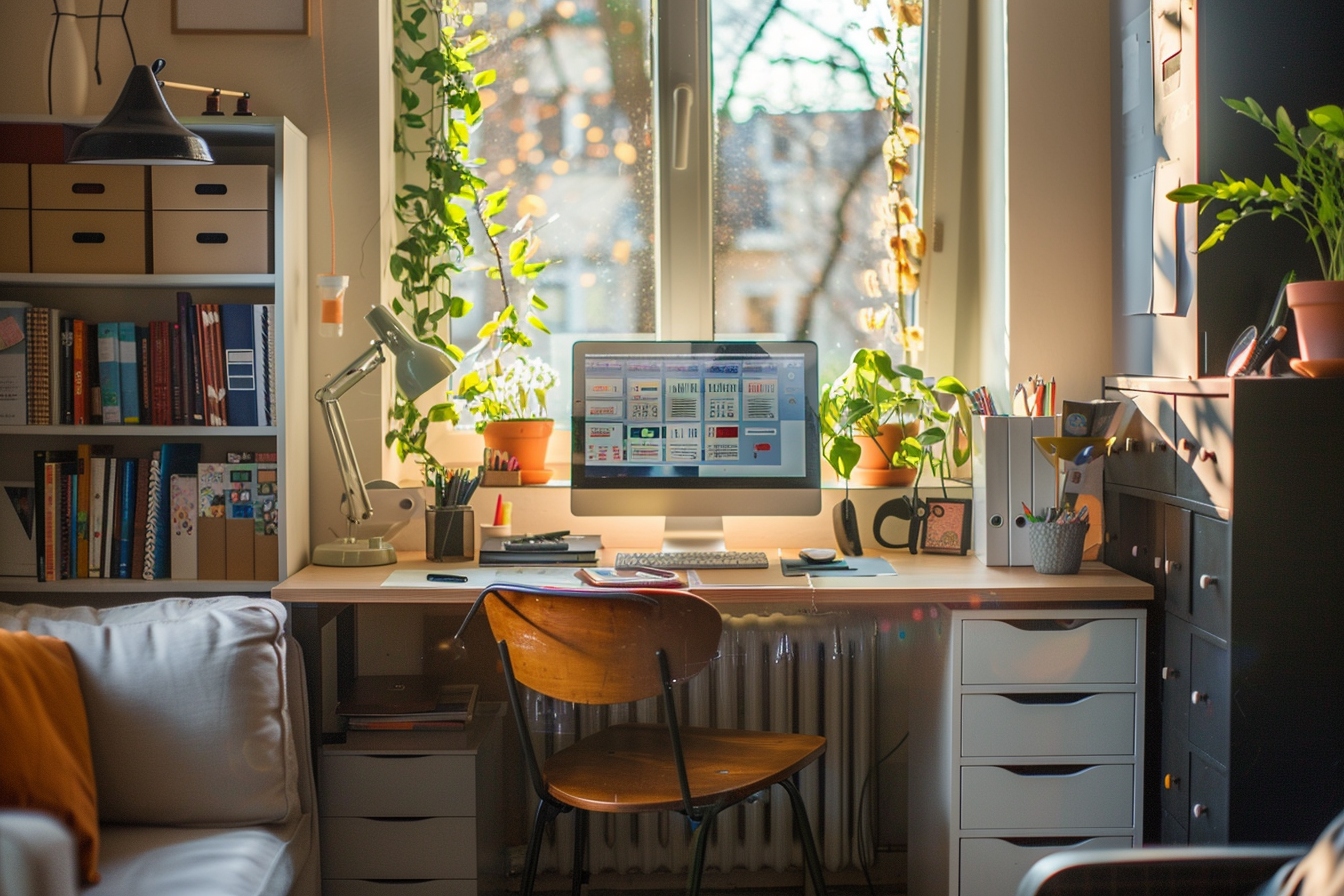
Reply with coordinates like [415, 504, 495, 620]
[458, 0, 943, 411]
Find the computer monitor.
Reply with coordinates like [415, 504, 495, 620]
[571, 340, 821, 550]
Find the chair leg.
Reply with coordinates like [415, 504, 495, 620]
[522, 799, 564, 896]
[780, 778, 827, 896]
[570, 808, 588, 896]
[686, 806, 722, 896]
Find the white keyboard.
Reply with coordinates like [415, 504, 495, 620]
[614, 550, 770, 570]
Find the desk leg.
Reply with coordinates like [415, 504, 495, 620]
[288, 603, 355, 775]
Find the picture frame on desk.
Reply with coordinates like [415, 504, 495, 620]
[172, 0, 309, 34]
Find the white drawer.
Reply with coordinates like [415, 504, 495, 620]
[959, 836, 1132, 896]
[323, 881, 475, 896]
[961, 693, 1136, 757]
[321, 817, 477, 879]
[961, 764, 1134, 830]
[321, 753, 476, 817]
[961, 618, 1137, 685]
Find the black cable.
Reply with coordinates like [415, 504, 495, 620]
[856, 731, 908, 896]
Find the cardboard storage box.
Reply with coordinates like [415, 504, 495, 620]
[152, 165, 270, 210]
[152, 210, 269, 274]
[0, 164, 28, 272]
[31, 164, 146, 210]
[31, 210, 147, 274]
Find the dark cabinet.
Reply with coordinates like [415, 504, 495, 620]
[1105, 375, 1344, 845]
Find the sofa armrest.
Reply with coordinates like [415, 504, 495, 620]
[0, 810, 79, 896]
[1018, 845, 1307, 896]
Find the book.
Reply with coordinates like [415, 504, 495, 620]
[169, 473, 198, 579]
[32, 448, 76, 582]
[178, 291, 204, 426]
[47, 309, 61, 427]
[149, 442, 202, 579]
[169, 321, 185, 425]
[87, 322, 102, 425]
[59, 463, 77, 579]
[254, 303, 274, 426]
[0, 301, 28, 425]
[141, 450, 161, 579]
[96, 321, 122, 424]
[112, 457, 137, 578]
[197, 304, 226, 426]
[117, 321, 140, 425]
[477, 534, 602, 566]
[71, 319, 88, 426]
[99, 456, 119, 577]
[129, 456, 151, 578]
[0, 480, 36, 577]
[88, 453, 110, 578]
[336, 678, 478, 724]
[59, 316, 74, 425]
[196, 463, 227, 580]
[220, 303, 259, 427]
[74, 443, 112, 577]
[26, 307, 50, 426]
[149, 321, 172, 426]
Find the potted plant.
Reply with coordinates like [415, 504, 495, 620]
[385, 0, 554, 481]
[820, 348, 972, 487]
[1167, 98, 1344, 362]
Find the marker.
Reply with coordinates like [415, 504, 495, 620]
[427, 574, 469, 583]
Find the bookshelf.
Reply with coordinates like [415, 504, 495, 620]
[0, 116, 309, 597]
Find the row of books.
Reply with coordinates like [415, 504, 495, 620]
[21, 444, 280, 583]
[335, 677, 479, 732]
[0, 295, 276, 428]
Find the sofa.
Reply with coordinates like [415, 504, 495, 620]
[0, 596, 318, 896]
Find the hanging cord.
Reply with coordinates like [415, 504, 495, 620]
[316, 0, 337, 275]
[857, 731, 909, 896]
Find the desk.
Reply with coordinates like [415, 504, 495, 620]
[274, 550, 1150, 896]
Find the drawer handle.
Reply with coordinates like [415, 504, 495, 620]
[1192, 803, 1208, 818]
[1001, 693, 1096, 706]
[1199, 574, 1218, 590]
[196, 232, 230, 244]
[1001, 764, 1090, 777]
[1131, 545, 1139, 558]
[1161, 665, 1178, 680]
[1124, 437, 1136, 452]
[1151, 440, 1168, 452]
[70, 182, 107, 194]
[195, 183, 229, 195]
[71, 232, 106, 244]
[1191, 690, 1208, 705]
[1198, 448, 1217, 463]
[1163, 773, 1180, 790]
[1165, 560, 1181, 574]
[1179, 437, 1193, 451]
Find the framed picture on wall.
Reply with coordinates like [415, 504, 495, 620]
[172, 0, 309, 35]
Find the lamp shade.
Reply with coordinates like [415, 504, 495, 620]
[68, 61, 212, 165]
[365, 305, 456, 400]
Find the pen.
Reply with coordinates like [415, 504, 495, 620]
[427, 573, 469, 583]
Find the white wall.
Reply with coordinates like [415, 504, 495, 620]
[0, 0, 392, 550]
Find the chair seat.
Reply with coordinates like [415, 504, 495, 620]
[544, 722, 826, 813]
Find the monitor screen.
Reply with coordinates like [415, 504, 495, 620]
[570, 340, 821, 521]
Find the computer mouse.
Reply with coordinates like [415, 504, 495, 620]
[799, 547, 837, 564]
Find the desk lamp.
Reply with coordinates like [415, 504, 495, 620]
[67, 59, 213, 164]
[313, 305, 456, 567]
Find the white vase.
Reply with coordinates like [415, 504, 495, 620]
[47, 0, 89, 116]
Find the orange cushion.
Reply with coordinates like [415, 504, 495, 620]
[0, 629, 100, 884]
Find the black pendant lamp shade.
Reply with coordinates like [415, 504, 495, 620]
[68, 60, 213, 165]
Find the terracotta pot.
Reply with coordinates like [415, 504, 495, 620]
[851, 422, 920, 487]
[482, 419, 554, 484]
[1286, 280, 1344, 361]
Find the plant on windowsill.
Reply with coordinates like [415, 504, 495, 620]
[1166, 98, 1344, 363]
[386, 0, 553, 482]
[819, 348, 972, 488]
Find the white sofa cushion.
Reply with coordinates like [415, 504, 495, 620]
[0, 597, 299, 828]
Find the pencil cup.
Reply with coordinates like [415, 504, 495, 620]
[1027, 520, 1089, 575]
[425, 505, 474, 561]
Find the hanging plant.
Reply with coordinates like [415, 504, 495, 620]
[387, 0, 552, 480]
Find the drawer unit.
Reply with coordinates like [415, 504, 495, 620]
[910, 608, 1145, 896]
[961, 693, 1135, 757]
[960, 836, 1132, 896]
[152, 210, 269, 274]
[0, 163, 26, 272]
[319, 704, 504, 895]
[961, 764, 1135, 830]
[31, 164, 146, 210]
[961, 617, 1137, 685]
[151, 165, 271, 210]
[1105, 375, 1344, 846]
[30, 209, 147, 274]
[1103, 389, 1175, 493]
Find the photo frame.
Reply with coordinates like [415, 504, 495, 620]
[172, 0, 310, 35]
[919, 497, 973, 555]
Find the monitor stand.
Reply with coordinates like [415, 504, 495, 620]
[662, 516, 726, 552]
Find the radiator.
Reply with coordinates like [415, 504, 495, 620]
[522, 613, 875, 876]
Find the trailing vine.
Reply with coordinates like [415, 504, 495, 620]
[388, 0, 552, 479]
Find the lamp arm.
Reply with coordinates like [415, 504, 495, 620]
[316, 342, 386, 527]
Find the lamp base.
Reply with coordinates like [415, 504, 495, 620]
[312, 536, 398, 567]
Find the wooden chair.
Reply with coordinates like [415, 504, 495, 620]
[464, 584, 827, 896]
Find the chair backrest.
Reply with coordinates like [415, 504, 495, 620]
[481, 586, 724, 705]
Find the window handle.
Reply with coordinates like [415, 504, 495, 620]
[673, 84, 694, 171]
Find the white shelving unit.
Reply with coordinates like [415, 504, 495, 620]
[0, 116, 309, 597]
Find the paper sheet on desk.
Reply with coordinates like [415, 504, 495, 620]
[381, 567, 586, 589]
